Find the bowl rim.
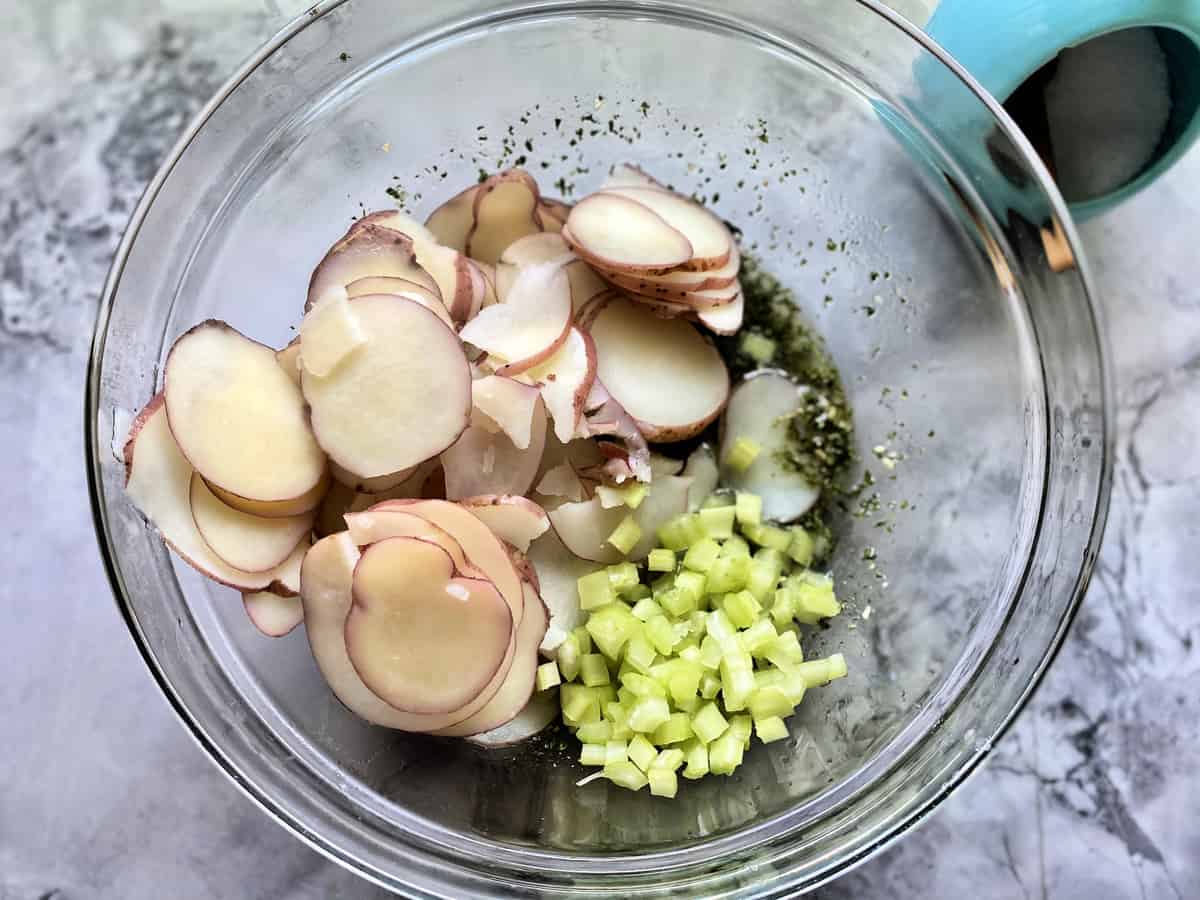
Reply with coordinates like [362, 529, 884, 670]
[85, 0, 1113, 895]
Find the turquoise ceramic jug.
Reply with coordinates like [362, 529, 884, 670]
[922, 0, 1200, 218]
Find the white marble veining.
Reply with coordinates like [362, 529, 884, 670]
[1, 2, 1198, 898]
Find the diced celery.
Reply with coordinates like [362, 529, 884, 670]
[599, 482, 648, 510]
[728, 714, 753, 749]
[659, 587, 694, 618]
[725, 436, 762, 473]
[706, 608, 740, 652]
[650, 572, 676, 598]
[622, 671, 667, 698]
[632, 596, 664, 622]
[626, 583, 651, 602]
[605, 739, 629, 764]
[668, 661, 703, 704]
[607, 561, 640, 593]
[787, 527, 815, 566]
[700, 492, 735, 509]
[682, 739, 710, 779]
[699, 634, 723, 670]
[797, 654, 848, 688]
[720, 656, 756, 711]
[755, 715, 789, 743]
[653, 712, 694, 745]
[561, 684, 593, 722]
[685, 610, 708, 638]
[604, 760, 648, 791]
[765, 630, 804, 670]
[593, 684, 617, 706]
[557, 632, 582, 682]
[771, 587, 798, 629]
[536, 660, 562, 691]
[576, 720, 612, 743]
[675, 570, 707, 604]
[625, 634, 658, 673]
[735, 492, 763, 527]
[617, 686, 636, 706]
[739, 331, 777, 364]
[647, 548, 677, 572]
[792, 580, 841, 624]
[607, 515, 642, 555]
[679, 643, 702, 664]
[751, 524, 792, 552]
[586, 604, 639, 660]
[580, 743, 607, 766]
[596, 484, 625, 509]
[724, 590, 762, 629]
[657, 513, 706, 551]
[675, 694, 701, 713]
[645, 615, 679, 656]
[572, 625, 593, 655]
[699, 672, 722, 699]
[779, 670, 807, 705]
[699, 505, 736, 539]
[719, 535, 751, 559]
[628, 696, 671, 733]
[708, 732, 744, 775]
[748, 686, 794, 720]
[739, 618, 779, 656]
[605, 702, 634, 740]
[706, 556, 750, 593]
[580, 653, 611, 687]
[628, 734, 658, 772]
[578, 570, 616, 611]
[683, 537, 721, 573]
[648, 768, 678, 798]
[692, 702, 729, 743]
[653, 748, 686, 771]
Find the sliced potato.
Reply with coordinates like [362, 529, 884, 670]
[164, 321, 328, 506]
[424, 183, 478, 251]
[696, 290, 744, 335]
[441, 401, 547, 500]
[243, 591, 304, 637]
[459, 262, 572, 376]
[525, 527, 594, 654]
[189, 474, 313, 572]
[466, 169, 542, 265]
[586, 296, 729, 442]
[518, 327, 597, 444]
[563, 194, 693, 275]
[466, 689, 558, 747]
[599, 187, 732, 272]
[601, 163, 666, 191]
[275, 338, 302, 387]
[307, 224, 439, 311]
[599, 244, 740, 300]
[546, 496, 628, 564]
[472, 375, 542, 450]
[298, 290, 368, 377]
[460, 495, 550, 552]
[343, 508, 483, 579]
[303, 295, 471, 479]
[682, 443, 720, 510]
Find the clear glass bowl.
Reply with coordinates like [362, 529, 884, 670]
[86, 1, 1111, 896]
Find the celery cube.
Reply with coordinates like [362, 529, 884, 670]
[653, 712, 694, 745]
[576, 720, 612, 743]
[682, 739, 709, 779]
[725, 436, 761, 473]
[797, 654, 848, 688]
[728, 714, 753, 746]
[675, 695, 701, 713]
[699, 505, 736, 539]
[685, 610, 708, 638]
[748, 686, 794, 720]
[536, 660, 562, 691]
[755, 715, 789, 743]
[771, 588, 798, 629]
[626, 583, 651, 602]
[622, 671, 666, 698]
[605, 739, 629, 764]
[708, 732, 744, 775]
[758, 525, 792, 552]
[645, 615, 679, 656]
[735, 492, 763, 527]
[580, 654, 611, 687]
[739, 619, 779, 655]
[675, 570, 707, 604]
[720, 535, 751, 559]
[739, 331, 777, 364]
[699, 635, 723, 670]
[607, 562, 640, 593]
[557, 632, 582, 682]
[692, 702, 729, 743]
[724, 590, 762, 629]
[652, 748, 686, 771]
[561, 684, 593, 722]
[787, 527, 815, 566]
[701, 492, 735, 509]
[628, 734, 658, 772]
[647, 548, 677, 572]
[580, 743, 607, 766]
[706, 556, 750, 593]
[793, 580, 841, 624]
[765, 630, 804, 670]
[706, 608, 740, 652]
[572, 625, 593, 654]
[586, 605, 639, 660]
[656, 514, 694, 551]
[607, 515, 642, 555]
[659, 587, 694, 618]
[628, 696, 671, 733]
[650, 572, 676, 598]
[605, 702, 633, 740]
[720, 658, 756, 712]
[603, 760, 648, 791]
[632, 596, 664, 622]
[625, 634, 658, 673]
[578, 570, 616, 611]
[683, 537, 721, 573]
[648, 768, 678, 798]
[668, 662, 703, 704]
[699, 672, 722, 700]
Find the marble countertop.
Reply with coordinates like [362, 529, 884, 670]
[2, 2, 1197, 898]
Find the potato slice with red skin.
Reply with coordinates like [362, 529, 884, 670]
[599, 187, 733, 272]
[205, 475, 329, 520]
[306, 224, 439, 312]
[298, 290, 368, 377]
[587, 296, 729, 442]
[460, 495, 550, 552]
[425, 183, 479, 251]
[344, 460, 439, 511]
[276, 338, 301, 387]
[472, 375, 541, 450]
[597, 243, 740, 299]
[330, 460, 416, 494]
[546, 496, 627, 564]
[300, 533, 512, 731]
[466, 689, 558, 747]
[537, 198, 572, 232]
[243, 591, 304, 637]
[124, 395, 313, 592]
[601, 163, 666, 191]
[465, 169, 542, 265]
[526, 527, 593, 654]
[564, 259, 609, 313]
[562, 195, 693, 275]
[303, 295, 471, 479]
[346, 537, 512, 715]
[350, 211, 472, 318]
[459, 262, 572, 377]
[189, 474, 313, 572]
[516, 327, 597, 444]
[441, 401, 548, 500]
[534, 463, 585, 503]
[623, 292, 694, 319]
[164, 321, 328, 507]
[343, 508, 484, 579]
[696, 290, 744, 335]
[494, 232, 574, 300]
[344, 279, 456, 330]
[261, 539, 307, 597]
[433, 580, 547, 736]
[469, 259, 499, 310]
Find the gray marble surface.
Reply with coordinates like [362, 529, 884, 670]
[2, 2, 1198, 898]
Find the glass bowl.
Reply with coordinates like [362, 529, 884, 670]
[86, 0, 1111, 896]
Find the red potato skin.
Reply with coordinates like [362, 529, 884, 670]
[122, 392, 166, 482]
[560, 222, 690, 279]
[306, 224, 441, 312]
[536, 198, 571, 232]
[594, 262, 738, 300]
[492, 312, 573, 378]
[597, 187, 734, 273]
